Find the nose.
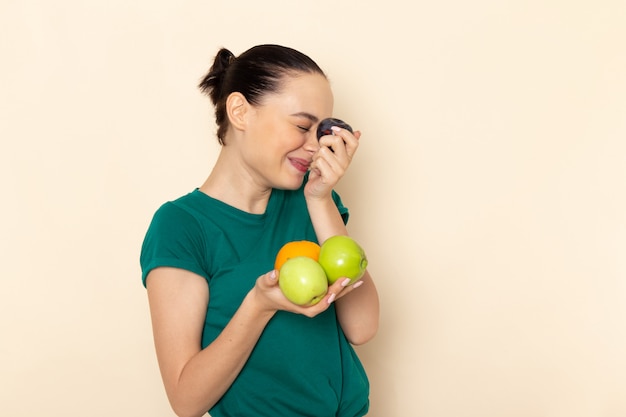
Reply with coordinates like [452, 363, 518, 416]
[303, 130, 320, 153]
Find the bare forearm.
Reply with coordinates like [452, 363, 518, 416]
[335, 271, 379, 345]
[306, 196, 348, 243]
[306, 195, 380, 345]
[168, 293, 275, 417]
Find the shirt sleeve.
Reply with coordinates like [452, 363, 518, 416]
[139, 202, 209, 287]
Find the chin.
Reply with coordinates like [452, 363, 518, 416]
[275, 175, 305, 191]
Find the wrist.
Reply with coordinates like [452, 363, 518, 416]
[245, 287, 278, 320]
[305, 193, 334, 209]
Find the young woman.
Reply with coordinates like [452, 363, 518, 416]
[140, 44, 379, 417]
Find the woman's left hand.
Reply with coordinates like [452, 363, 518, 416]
[305, 127, 361, 199]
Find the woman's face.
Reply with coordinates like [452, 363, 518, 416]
[242, 72, 334, 190]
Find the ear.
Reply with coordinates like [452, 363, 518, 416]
[225, 92, 249, 131]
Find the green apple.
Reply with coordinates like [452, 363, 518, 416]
[318, 235, 368, 285]
[279, 256, 329, 306]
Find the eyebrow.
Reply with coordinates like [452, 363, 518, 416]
[290, 112, 319, 123]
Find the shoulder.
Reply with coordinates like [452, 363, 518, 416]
[150, 191, 204, 227]
[143, 192, 209, 251]
[140, 192, 210, 285]
[148, 206, 194, 240]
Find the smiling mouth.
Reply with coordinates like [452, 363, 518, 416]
[289, 158, 310, 173]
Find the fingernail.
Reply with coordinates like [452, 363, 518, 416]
[352, 281, 364, 289]
[327, 293, 336, 304]
[270, 270, 277, 280]
[331, 126, 341, 132]
[341, 278, 351, 287]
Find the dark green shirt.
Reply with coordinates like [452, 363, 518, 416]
[140, 180, 369, 417]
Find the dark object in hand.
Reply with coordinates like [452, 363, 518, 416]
[316, 118, 353, 140]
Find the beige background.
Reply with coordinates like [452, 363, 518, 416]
[2, 1, 625, 416]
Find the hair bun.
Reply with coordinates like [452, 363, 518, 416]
[198, 48, 235, 106]
[217, 48, 236, 69]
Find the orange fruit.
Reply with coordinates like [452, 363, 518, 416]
[274, 240, 321, 271]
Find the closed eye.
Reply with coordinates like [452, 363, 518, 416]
[297, 125, 311, 132]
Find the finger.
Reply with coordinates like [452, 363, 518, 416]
[329, 126, 359, 157]
[307, 160, 322, 177]
[290, 293, 333, 317]
[288, 277, 364, 317]
[326, 278, 365, 302]
[316, 144, 348, 172]
[262, 269, 279, 288]
[317, 134, 347, 157]
[312, 152, 342, 184]
[325, 277, 352, 300]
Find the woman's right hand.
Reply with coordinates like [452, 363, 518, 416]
[250, 269, 363, 318]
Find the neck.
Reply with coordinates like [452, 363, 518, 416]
[199, 148, 271, 214]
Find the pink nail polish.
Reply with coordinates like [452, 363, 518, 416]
[353, 281, 364, 289]
[327, 293, 336, 304]
[341, 278, 351, 287]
